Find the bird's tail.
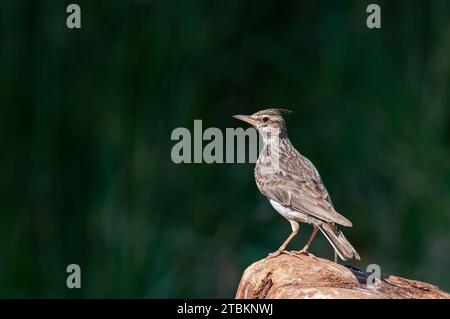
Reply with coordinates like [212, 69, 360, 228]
[319, 223, 360, 261]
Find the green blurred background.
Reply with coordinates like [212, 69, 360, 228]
[0, 0, 449, 298]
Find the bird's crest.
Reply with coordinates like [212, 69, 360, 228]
[254, 108, 294, 117]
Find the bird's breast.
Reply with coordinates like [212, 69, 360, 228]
[254, 155, 279, 195]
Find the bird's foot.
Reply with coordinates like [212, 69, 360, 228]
[283, 250, 308, 260]
[266, 250, 283, 259]
[266, 248, 316, 261]
[266, 249, 296, 259]
[290, 247, 319, 260]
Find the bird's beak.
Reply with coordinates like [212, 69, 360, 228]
[233, 114, 257, 126]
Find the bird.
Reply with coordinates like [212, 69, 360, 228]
[233, 108, 360, 261]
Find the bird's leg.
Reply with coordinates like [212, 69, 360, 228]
[300, 226, 318, 253]
[292, 226, 319, 259]
[267, 221, 299, 259]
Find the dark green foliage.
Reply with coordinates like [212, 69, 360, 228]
[0, 0, 449, 297]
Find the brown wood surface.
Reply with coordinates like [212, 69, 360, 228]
[236, 254, 450, 299]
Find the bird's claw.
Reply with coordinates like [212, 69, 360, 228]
[266, 249, 318, 261]
[266, 250, 283, 259]
[266, 249, 294, 259]
[266, 250, 306, 260]
[291, 249, 319, 260]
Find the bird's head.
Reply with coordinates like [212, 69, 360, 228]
[233, 108, 292, 140]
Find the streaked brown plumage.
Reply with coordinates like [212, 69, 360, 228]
[233, 108, 360, 261]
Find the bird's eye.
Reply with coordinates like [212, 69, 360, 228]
[262, 116, 269, 122]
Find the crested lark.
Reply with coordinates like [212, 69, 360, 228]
[233, 108, 360, 261]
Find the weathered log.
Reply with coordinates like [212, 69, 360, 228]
[236, 253, 450, 299]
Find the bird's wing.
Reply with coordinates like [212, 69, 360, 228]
[264, 177, 352, 227]
[263, 155, 353, 227]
